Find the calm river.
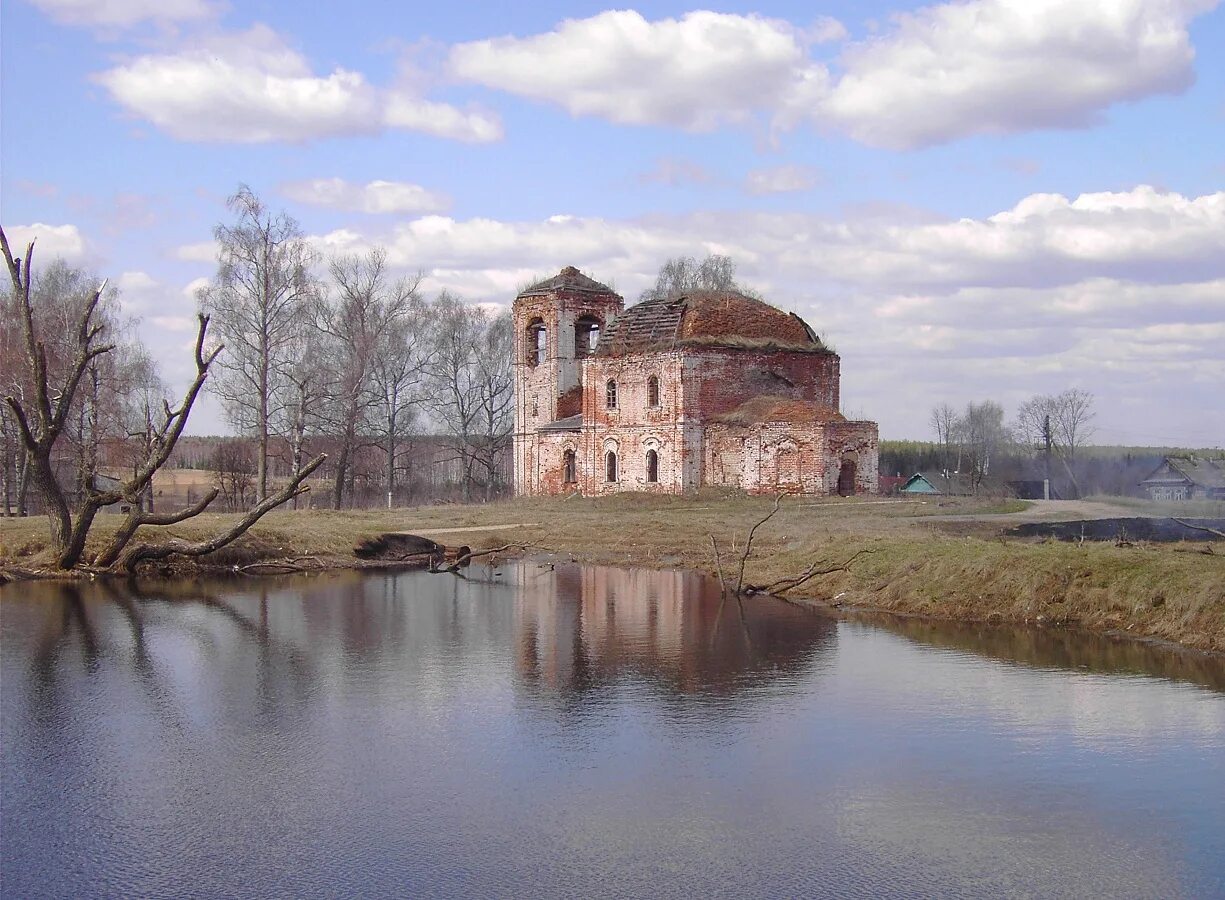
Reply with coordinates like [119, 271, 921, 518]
[2, 562, 1223, 898]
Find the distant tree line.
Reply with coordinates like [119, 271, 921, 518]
[880, 389, 1207, 498]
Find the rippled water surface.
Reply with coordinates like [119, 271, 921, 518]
[2, 562, 1223, 898]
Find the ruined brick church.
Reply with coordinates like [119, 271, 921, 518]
[513, 266, 879, 496]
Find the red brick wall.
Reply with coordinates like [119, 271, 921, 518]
[681, 349, 840, 418]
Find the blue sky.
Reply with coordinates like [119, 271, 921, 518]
[2, 0, 1223, 445]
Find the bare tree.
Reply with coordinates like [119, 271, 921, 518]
[316, 248, 422, 509]
[956, 400, 1010, 492]
[471, 312, 514, 500]
[212, 438, 256, 512]
[1015, 388, 1097, 498]
[929, 402, 958, 472]
[640, 253, 755, 301]
[274, 324, 327, 505]
[370, 294, 432, 506]
[1050, 388, 1096, 459]
[198, 186, 317, 503]
[427, 292, 513, 501]
[1, 226, 325, 572]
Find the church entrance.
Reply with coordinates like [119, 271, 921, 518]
[837, 453, 858, 496]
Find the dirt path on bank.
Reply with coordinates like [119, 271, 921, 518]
[917, 499, 1145, 524]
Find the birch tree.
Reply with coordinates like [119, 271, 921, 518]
[198, 186, 317, 502]
[316, 249, 422, 509]
[640, 254, 751, 301]
[370, 294, 431, 506]
[427, 293, 513, 501]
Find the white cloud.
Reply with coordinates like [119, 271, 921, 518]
[4, 223, 89, 263]
[383, 94, 503, 143]
[182, 277, 211, 298]
[95, 25, 502, 144]
[112, 270, 165, 315]
[445, 1, 1217, 148]
[310, 187, 1224, 297]
[280, 177, 450, 214]
[173, 241, 218, 263]
[815, 0, 1218, 149]
[745, 164, 820, 195]
[28, 0, 217, 28]
[806, 16, 849, 44]
[449, 10, 821, 131]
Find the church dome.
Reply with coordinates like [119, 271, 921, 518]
[597, 290, 827, 357]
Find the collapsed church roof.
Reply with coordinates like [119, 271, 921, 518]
[517, 266, 618, 298]
[597, 290, 828, 357]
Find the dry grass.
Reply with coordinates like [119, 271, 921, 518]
[2, 493, 1222, 651]
[1086, 494, 1225, 519]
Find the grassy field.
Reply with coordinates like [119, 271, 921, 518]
[2, 493, 1222, 652]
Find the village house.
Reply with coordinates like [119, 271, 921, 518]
[512, 266, 878, 497]
[1139, 456, 1225, 501]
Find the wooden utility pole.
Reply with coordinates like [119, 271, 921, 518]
[1042, 414, 1052, 500]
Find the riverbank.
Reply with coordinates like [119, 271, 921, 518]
[2, 493, 1222, 652]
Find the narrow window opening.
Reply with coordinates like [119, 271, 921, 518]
[526, 319, 546, 367]
[605, 379, 618, 409]
[606, 450, 618, 483]
[646, 449, 659, 483]
[563, 449, 577, 484]
[647, 375, 660, 408]
[575, 316, 601, 358]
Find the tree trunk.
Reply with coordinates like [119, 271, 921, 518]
[27, 449, 71, 553]
[16, 448, 29, 516]
[58, 500, 101, 570]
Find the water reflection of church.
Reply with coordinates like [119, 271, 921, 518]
[511, 561, 836, 696]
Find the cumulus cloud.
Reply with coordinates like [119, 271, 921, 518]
[95, 25, 502, 144]
[745, 164, 821, 195]
[280, 178, 450, 214]
[814, 0, 1218, 148]
[449, 10, 821, 131]
[445, 1, 1216, 148]
[28, 0, 217, 28]
[4, 223, 89, 263]
[307, 187, 1223, 296]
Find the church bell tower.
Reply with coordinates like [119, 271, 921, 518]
[512, 266, 623, 495]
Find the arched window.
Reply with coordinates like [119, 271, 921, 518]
[563, 449, 577, 484]
[526, 318, 546, 367]
[646, 449, 659, 483]
[605, 379, 618, 409]
[575, 316, 601, 357]
[647, 375, 660, 408]
[605, 450, 618, 482]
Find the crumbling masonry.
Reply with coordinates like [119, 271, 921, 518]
[513, 267, 878, 496]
